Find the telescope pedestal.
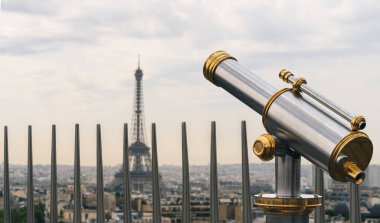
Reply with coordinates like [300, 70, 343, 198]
[255, 151, 321, 223]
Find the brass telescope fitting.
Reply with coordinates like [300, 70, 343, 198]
[331, 132, 372, 184]
[279, 69, 294, 83]
[254, 194, 321, 215]
[336, 154, 366, 185]
[203, 51, 236, 86]
[292, 77, 307, 93]
[279, 69, 307, 93]
[351, 115, 366, 131]
[344, 161, 365, 184]
[253, 134, 276, 161]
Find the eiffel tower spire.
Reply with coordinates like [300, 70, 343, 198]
[131, 56, 147, 144]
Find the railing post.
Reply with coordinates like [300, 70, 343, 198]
[27, 125, 34, 223]
[4, 126, 11, 223]
[123, 123, 132, 223]
[210, 121, 219, 223]
[74, 124, 82, 223]
[152, 123, 161, 223]
[51, 125, 58, 223]
[182, 122, 191, 222]
[314, 166, 325, 223]
[241, 121, 252, 223]
[97, 124, 105, 223]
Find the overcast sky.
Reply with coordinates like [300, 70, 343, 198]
[0, 0, 379, 167]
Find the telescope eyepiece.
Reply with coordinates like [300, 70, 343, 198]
[351, 115, 366, 131]
[344, 161, 365, 185]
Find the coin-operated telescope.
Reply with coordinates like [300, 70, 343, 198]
[203, 51, 373, 223]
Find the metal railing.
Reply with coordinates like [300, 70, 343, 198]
[2, 121, 362, 222]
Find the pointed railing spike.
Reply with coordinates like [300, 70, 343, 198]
[314, 166, 325, 223]
[350, 183, 361, 223]
[27, 125, 34, 223]
[74, 124, 82, 223]
[123, 123, 132, 223]
[182, 122, 191, 222]
[51, 125, 58, 223]
[97, 124, 105, 223]
[241, 121, 252, 223]
[4, 126, 11, 223]
[152, 123, 161, 223]
[210, 121, 219, 223]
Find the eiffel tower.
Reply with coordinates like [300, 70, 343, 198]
[113, 58, 152, 192]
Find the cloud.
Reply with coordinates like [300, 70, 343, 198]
[0, 0, 379, 165]
[2, 0, 61, 15]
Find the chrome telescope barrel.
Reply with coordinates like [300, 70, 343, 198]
[203, 51, 373, 184]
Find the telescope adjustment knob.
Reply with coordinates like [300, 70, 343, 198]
[253, 134, 276, 161]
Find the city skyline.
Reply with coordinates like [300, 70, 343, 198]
[0, 0, 379, 166]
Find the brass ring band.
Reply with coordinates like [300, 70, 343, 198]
[351, 115, 366, 131]
[262, 88, 292, 128]
[279, 69, 294, 83]
[255, 194, 321, 215]
[329, 131, 372, 183]
[203, 51, 237, 86]
[292, 77, 307, 93]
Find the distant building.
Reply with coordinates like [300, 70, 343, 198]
[369, 165, 380, 188]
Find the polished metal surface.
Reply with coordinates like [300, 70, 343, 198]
[350, 183, 361, 223]
[4, 127, 11, 223]
[241, 121, 252, 223]
[203, 51, 373, 184]
[214, 59, 277, 114]
[266, 91, 371, 183]
[276, 153, 300, 197]
[96, 124, 105, 223]
[51, 125, 58, 223]
[123, 124, 132, 223]
[279, 69, 364, 130]
[151, 123, 162, 223]
[266, 91, 348, 171]
[182, 122, 191, 223]
[266, 214, 308, 223]
[27, 126, 34, 223]
[74, 124, 82, 223]
[314, 166, 325, 223]
[291, 74, 365, 130]
[210, 121, 219, 223]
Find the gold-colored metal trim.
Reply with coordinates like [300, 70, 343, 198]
[254, 194, 321, 215]
[329, 131, 373, 183]
[279, 69, 294, 83]
[253, 134, 276, 161]
[203, 51, 237, 86]
[292, 77, 307, 93]
[343, 161, 365, 184]
[262, 88, 292, 128]
[351, 115, 366, 131]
